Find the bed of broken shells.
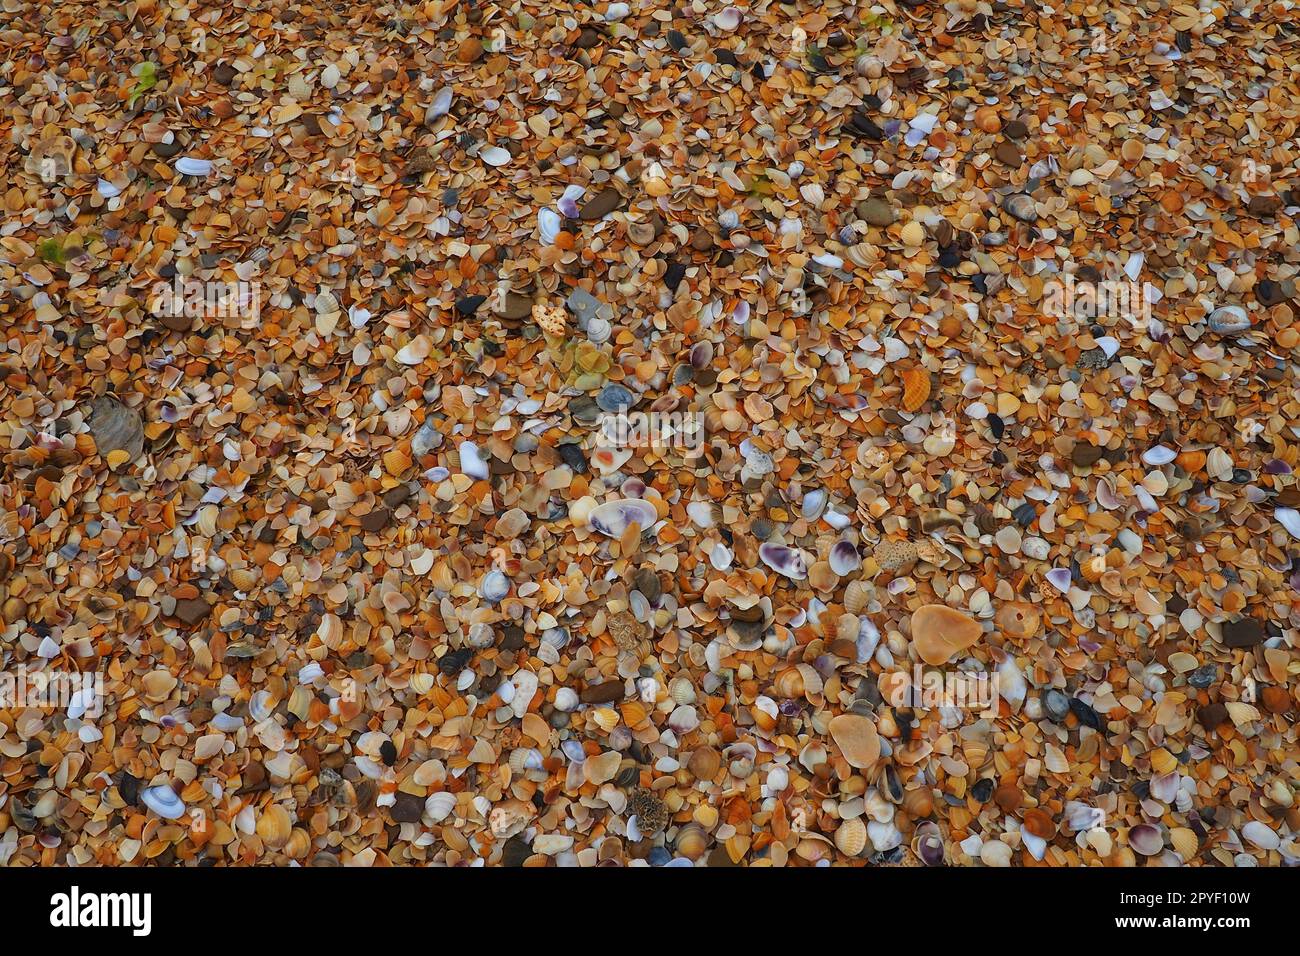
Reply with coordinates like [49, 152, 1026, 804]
[2, 0, 1299, 867]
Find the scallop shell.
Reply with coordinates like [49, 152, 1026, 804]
[669, 677, 697, 705]
[844, 579, 871, 615]
[835, 817, 868, 856]
[424, 791, 456, 822]
[899, 367, 931, 412]
[590, 707, 620, 732]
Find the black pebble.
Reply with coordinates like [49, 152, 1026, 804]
[971, 778, 994, 802]
[438, 648, 473, 675]
[380, 740, 397, 766]
[667, 29, 687, 51]
[664, 261, 687, 292]
[558, 442, 588, 473]
[1069, 697, 1103, 730]
[988, 413, 1005, 440]
[456, 294, 486, 315]
[715, 49, 738, 66]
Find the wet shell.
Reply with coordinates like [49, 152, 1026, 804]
[900, 367, 931, 412]
[835, 817, 868, 857]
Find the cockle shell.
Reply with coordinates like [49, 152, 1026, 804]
[900, 367, 931, 412]
[479, 145, 512, 167]
[538, 208, 562, 245]
[589, 499, 659, 538]
[1208, 304, 1251, 335]
[425, 791, 456, 822]
[835, 817, 868, 856]
[844, 579, 872, 614]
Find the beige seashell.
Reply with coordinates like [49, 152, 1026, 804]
[911, 604, 983, 665]
[772, 667, 805, 699]
[807, 560, 839, 592]
[835, 817, 868, 856]
[688, 745, 721, 780]
[674, 823, 709, 860]
[669, 677, 697, 705]
[828, 714, 881, 769]
[844, 579, 871, 615]
[590, 707, 620, 732]
[142, 669, 177, 702]
[256, 804, 292, 849]
[88, 396, 145, 461]
[585, 750, 622, 785]
[489, 798, 535, 839]
[835, 613, 861, 642]
[284, 828, 311, 859]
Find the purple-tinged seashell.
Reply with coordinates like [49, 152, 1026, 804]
[1129, 823, 1164, 856]
[159, 403, 180, 424]
[558, 184, 586, 218]
[1078, 638, 1102, 654]
[732, 301, 750, 325]
[886, 577, 911, 595]
[588, 498, 659, 538]
[690, 341, 714, 370]
[620, 477, 647, 498]
[828, 541, 861, 576]
[759, 543, 808, 580]
[1141, 444, 1176, 466]
[1150, 771, 1179, 804]
[778, 698, 802, 717]
[1045, 567, 1073, 593]
[1264, 459, 1293, 475]
[1095, 478, 1121, 510]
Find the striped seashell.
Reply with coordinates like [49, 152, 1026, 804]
[899, 366, 931, 412]
[590, 707, 620, 732]
[425, 791, 457, 823]
[844, 579, 872, 615]
[669, 677, 697, 705]
[835, 816, 868, 856]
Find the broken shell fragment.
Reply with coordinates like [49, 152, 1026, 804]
[588, 499, 659, 538]
[911, 604, 984, 665]
[828, 714, 881, 769]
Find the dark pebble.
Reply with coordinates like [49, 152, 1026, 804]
[499, 625, 526, 651]
[664, 261, 687, 292]
[382, 484, 412, 509]
[359, 507, 393, 532]
[212, 63, 238, 85]
[1221, 617, 1264, 648]
[1069, 697, 1103, 730]
[1004, 119, 1029, 139]
[438, 648, 473, 675]
[1071, 442, 1105, 468]
[500, 836, 532, 866]
[389, 791, 425, 824]
[580, 186, 625, 220]
[456, 294, 487, 315]
[971, 778, 994, 802]
[1198, 702, 1228, 731]
[380, 740, 397, 766]
[1043, 689, 1070, 722]
[1188, 664, 1217, 689]
[580, 680, 625, 704]
[174, 597, 212, 626]
[557, 442, 588, 473]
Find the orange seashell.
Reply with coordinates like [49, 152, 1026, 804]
[900, 367, 931, 412]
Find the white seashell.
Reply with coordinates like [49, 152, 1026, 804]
[459, 441, 489, 479]
[538, 208, 562, 246]
[668, 705, 699, 734]
[554, 687, 579, 712]
[425, 792, 456, 822]
[249, 690, 275, 723]
[605, 2, 630, 19]
[586, 317, 611, 344]
[479, 146, 512, 168]
[713, 6, 742, 31]
[1276, 508, 1300, 540]
[511, 670, 538, 718]
[759, 543, 809, 579]
[478, 570, 509, 603]
[174, 157, 213, 177]
[1141, 445, 1176, 466]
[710, 542, 733, 570]
[1046, 568, 1072, 592]
[801, 489, 828, 521]
[141, 785, 185, 820]
[97, 179, 121, 198]
[588, 498, 658, 538]
[828, 541, 860, 576]
[1208, 305, 1251, 335]
[425, 86, 453, 123]
[1242, 821, 1280, 851]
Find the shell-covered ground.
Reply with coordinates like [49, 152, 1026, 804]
[1, 0, 1299, 866]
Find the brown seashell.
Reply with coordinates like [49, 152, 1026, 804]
[874, 539, 918, 571]
[834, 817, 868, 856]
[899, 366, 931, 412]
[675, 823, 709, 860]
[828, 714, 881, 769]
[88, 396, 145, 461]
[995, 601, 1041, 640]
[256, 803, 292, 849]
[911, 604, 983, 665]
[688, 746, 721, 780]
[835, 613, 860, 642]
[1023, 808, 1057, 839]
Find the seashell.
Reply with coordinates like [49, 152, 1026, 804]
[585, 750, 622, 784]
[425, 86, 453, 123]
[590, 707, 620, 732]
[801, 489, 828, 521]
[688, 745, 721, 780]
[835, 817, 868, 856]
[141, 785, 185, 819]
[724, 741, 756, 777]
[479, 146, 512, 167]
[759, 543, 809, 580]
[874, 539, 919, 571]
[844, 579, 871, 615]
[899, 367, 931, 412]
[554, 687, 579, 711]
[914, 821, 945, 865]
[1141, 444, 1176, 466]
[675, 824, 709, 860]
[489, 799, 534, 839]
[459, 441, 489, 479]
[669, 677, 696, 705]
[829, 541, 861, 576]
[713, 6, 742, 31]
[558, 185, 586, 218]
[773, 668, 805, 699]
[174, 156, 213, 177]
[980, 840, 1012, 867]
[828, 714, 881, 769]
[425, 791, 456, 822]
[995, 601, 1040, 640]
[478, 570, 509, 603]
[538, 208, 562, 245]
[1275, 508, 1300, 540]
[1002, 193, 1037, 222]
[589, 498, 658, 538]
[1242, 820, 1280, 851]
[910, 604, 983, 665]
[1208, 305, 1251, 335]
[1045, 567, 1073, 592]
[88, 396, 145, 461]
[1128, 823, 1164, 856]
[690, 341, 714, 370]
[807, 560, 838, 591]
[668, 704, 699, 734]
[257, 804, 292, 848]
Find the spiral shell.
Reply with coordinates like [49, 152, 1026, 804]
[835, 817, 868, 857]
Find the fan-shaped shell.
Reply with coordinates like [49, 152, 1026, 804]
[835, 817, 868, 856]
[900, 367, 931, 412]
